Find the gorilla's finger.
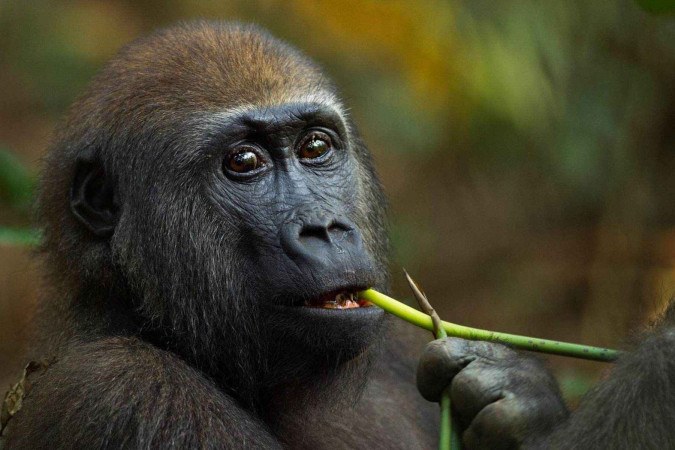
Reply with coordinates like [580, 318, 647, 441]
[462, 397, 526, 450]
[450, 363, 506, 424]
[417, 337, 515, 402]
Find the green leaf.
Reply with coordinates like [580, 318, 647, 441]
[0, 148, 35, 210]
[0, 227, 41, 247]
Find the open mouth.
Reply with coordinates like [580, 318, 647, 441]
[303, 289, 374, 310]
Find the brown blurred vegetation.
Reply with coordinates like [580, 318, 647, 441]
[1, 0, 674, 401]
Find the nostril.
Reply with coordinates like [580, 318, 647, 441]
[297, 221, 352, 245]
[299, 225, 329, 241]
[327, 221, 353, 241]
[327, 221, 351, 234]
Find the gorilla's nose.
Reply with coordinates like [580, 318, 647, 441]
[280, 210, 366, 268]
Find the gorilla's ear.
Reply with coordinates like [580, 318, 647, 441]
[70, 157, 119, 237]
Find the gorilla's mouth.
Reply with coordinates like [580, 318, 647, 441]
[304, 290, 374, 309]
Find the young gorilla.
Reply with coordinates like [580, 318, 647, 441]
[7, 21, 441, 449]
[5, 20, 669, 450]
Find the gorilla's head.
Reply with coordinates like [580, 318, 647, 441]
[38, 22, 389, 402]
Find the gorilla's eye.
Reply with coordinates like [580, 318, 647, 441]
[225, 147, 263, 174]
[298, 132, 332, 160]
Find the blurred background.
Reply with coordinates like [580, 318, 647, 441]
[1, 0, 674, 404]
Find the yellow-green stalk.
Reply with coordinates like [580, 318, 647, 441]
[359, 289, 619, 362]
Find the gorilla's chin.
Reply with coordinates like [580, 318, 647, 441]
[259, 302, 386, 396]
[266, 302, 384, 353]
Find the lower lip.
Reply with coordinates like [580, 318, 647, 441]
[265, 303, 385, 356]
[303, 300, 374, 310]
[270, 303, 382, 318]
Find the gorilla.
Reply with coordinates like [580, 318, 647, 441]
[4, 21, 436, 449]
[3, 20, 673, 450]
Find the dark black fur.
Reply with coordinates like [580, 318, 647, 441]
[4, 21, 438, 449]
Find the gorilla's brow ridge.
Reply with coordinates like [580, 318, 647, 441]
[191, 98, 349, 150]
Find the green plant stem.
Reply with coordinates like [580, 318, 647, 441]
[359, 289, 620, 362]
[404, 273, 460, 450]
[435, 334, 460, 450]
[439, 386, 452, 450]
[420, 309, 455, 450]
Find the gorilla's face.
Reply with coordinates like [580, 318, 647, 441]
[110, 101, 387, 391]
[203, 102, 386, 349]
[60, 25, 389, 394]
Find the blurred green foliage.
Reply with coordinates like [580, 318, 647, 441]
[636, 0, 675, 14]
[0, 148, 37, 246]
[0, 149, 34, 212]
[0, 227, 40, 247]
[558, 369, 599, 405]
[1, 1, 673, 217]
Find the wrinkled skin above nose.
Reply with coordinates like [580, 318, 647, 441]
[280, 207, 366, 270]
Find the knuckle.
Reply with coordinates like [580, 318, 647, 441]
[416, 338, 475, 402]
[472, 340, 514, 357]
[421, 339, 450, 363]
[427, 337, 465, 359]
[421, 338, 472, 372]
[455, 364, 509, 395]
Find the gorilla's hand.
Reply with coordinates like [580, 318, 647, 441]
[417, 338, 568, 449]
